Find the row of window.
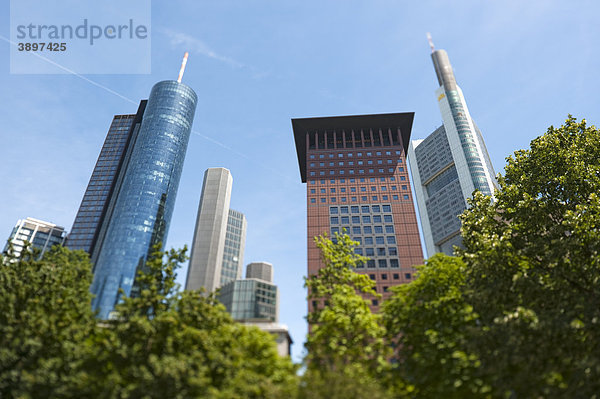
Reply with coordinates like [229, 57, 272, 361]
[309, 150, 402, 159]
[311, 194, 409, 203]
[310, 159, 401, 167]
[331, 215, 395, 226]
[331, 204, 392, 214]
[311, 185, 408, 194]
[310, 167, 404, 177]
[310, 176, 401, 185]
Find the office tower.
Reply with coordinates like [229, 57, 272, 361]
[292, 113, 424, 311]
[67, 102, 146, 264]
[67, 79, 197, 319]
[408, 39, 497, 256]
[3, 217, 66, 259]
[185, 168, 247, 292]
[218, 262, 279, 322]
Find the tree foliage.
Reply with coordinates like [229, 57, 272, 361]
[458, 116, 600, 397]
[301, 233, 392, 399]
[0, 244, 297, 398]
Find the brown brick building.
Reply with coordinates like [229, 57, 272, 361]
[292, 113, 424, 312]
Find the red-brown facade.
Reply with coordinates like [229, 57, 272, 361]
[292, 113, 424, 313]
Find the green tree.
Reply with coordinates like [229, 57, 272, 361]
[0, 245, 97, 398]
[83, 245, 298, 399]
[383, 254, 490, 398]
[300, 233, 392, 399]
[458, 116, 600, 397]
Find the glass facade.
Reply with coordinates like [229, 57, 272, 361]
[218, 279, 279, 322]
[4, 217, 66, 259]
[90, 80, 197, 319]
[220, 209, 246, 285]
[67, 103, 146, 265]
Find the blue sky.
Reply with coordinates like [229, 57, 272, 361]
[1, 0, 599, 361]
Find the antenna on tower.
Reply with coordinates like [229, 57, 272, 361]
[177, 52, 189, 83]
[426, 33, 435, 53]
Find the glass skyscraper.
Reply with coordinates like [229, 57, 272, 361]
[69, 80, 197, 319]
[408, 42, 497, 256]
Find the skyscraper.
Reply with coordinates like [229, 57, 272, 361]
[4, 217, 66, 259]
[292, 113, 424, 311]
[185, 168, 247, 293]
[408, 38, 497, 256]
[218, 262, 279, 322]
[68, 76, 197, 319]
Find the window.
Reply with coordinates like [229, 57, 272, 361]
[393, 273, 399, 280]
[369, 169, 374, 173]
[329, 162, 334, 166]
[361, 206, 370, 213]
[403, 195, 409, 200]
[352, 216, 360, 223]
[405, 273, 412, 280]
[369, 274, 375, 280]
[330, 188, 336, 193]
[391, 185, 397, 190]
[362, 196, 368, 201]
[351, 196, 357, 202]
[398, 167, 405, 172]
[330, 207, 338, 214]
[363, 226, 372, 234]
[364, 237, 374, 245]
[350, 178, 355, 183]
[372, 196, 378, 201]
[310, 198, 316, 203]
[367, 260, 376, 268]
[377, 247, 386, 256]
[310, 154, 315, 159]
[310, 189, 315, 194]
[393, 195, 399, 200]
[362, 216, 371, 223]
[371, 186, 376, 191]
[310, 180, 316, 184]
[341, 187, 346, 193]
[384, 215, 393, 223]
[366, 248, 375, 256]
[360, 178, 365, 182]
[310, 171, 316, 176]
[351, 187, 356, 192]
[361, 187, 366, 192]
[354, 248, 363, 255]
[376, 236, 385, 244]
[387, 236, 396, 244]
[372, 205, 380, 212]
[381, 186, 387, 191]
[383, 286, 388, 292]
[359, 169, 364, 174]
[341, 197, 347, 202]
[383, 205, 391, 212]
[390, 177, 396, 181]
[319, 162, 325, 167]
[373, 215, 382, 223]
[340, 206, 349, 214]
[320, 188, 326, 193]
[341, 216, 349, 224]
[390, 259, 399, 268]
[382, 195, 388, 200]
[321, 180, 325, 184]
[320, 198, 326, 203]
[351, 206, 359, 213]
[319, 154, 324, 158]
[385, 151, 391, 155]
[368, 160, 373, 165]
[376, 151, 381, 156]
[358, 160, 364, 165]
[330, 171, 335, 175]
[338, 153, 343, 158]
[330, 217, 339, 224]
[389, 247, 397, 255]
[377, 160, 383, 164]
[402, 185, 407, 190]
[374, 226, 383, 233]
[400, 176, 406, 181]
[331, 197, 336, 202]
[352, 226, 361, 234]
[385, 225, 394, 233]
[340, 179, 345, 183]
[330, 179, 335, 183]
[372, 299, 379, 306]
[381, 271, 388, 278]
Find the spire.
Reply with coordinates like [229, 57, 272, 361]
[426, 32, 435, 53]
[177, 52, 189, 83]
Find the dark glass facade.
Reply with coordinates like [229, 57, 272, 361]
[89, 81, 197, 318]
[67, 102, 146, 266]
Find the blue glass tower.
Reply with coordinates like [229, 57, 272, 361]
[90, 80, 197, 318]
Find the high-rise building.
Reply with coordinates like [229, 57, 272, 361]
[408, 40, 497, 256]
[3, 217, 66, 259]
[67, 102, 146, 265]
[185, 168, 247, 293]
[292, 113, 424, 311]
[218, 262, 279, 322]
[68, 79, 197, 319]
